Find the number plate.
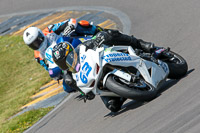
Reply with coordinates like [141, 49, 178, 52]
[113, 70, 131, 81]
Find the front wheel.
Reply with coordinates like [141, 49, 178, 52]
[105, 75, 157, 101]
[163, 51, 188, 79]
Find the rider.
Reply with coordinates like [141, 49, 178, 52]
[23, 18, 103, 93]
[52, 29, 155, 112]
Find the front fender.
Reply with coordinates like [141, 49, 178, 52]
[103, 69, 131, 88]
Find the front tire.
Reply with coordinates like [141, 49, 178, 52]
[105, 75, 157, 101]
[164, 51, 188, 79]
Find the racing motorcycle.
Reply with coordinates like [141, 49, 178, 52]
[65, 43, 188, 101]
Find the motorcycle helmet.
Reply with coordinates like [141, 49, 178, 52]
[52, 41, 80, 72]
[23, 27, 47, 51]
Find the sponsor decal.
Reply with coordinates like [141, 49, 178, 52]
[28, 35, 34, 41]
[45, 47, 54, 64]
[62, 43, 67, 48]
[81, 55, 86, 63]
[155, 48, 165, 54]
[102, 53, 132, 62]
[26, 32, 30, 37]
[159, 61, 168, 73]
[79, 38, 91, 43]
[54, 50, 60, 59]
[49, 69, 53, 75]
[48, 24, 54, 32]
[104, 48, 112, 52]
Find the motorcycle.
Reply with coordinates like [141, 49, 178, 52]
[65, 43, 188, 101]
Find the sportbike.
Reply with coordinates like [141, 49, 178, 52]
[66, 43, 188, 102]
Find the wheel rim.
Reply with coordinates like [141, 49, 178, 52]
[163, 52, 184, 65]
[169, 54, 183, 64]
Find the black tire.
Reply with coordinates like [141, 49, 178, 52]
[105, 75, 157, 101]
[164, 51, 188, 79]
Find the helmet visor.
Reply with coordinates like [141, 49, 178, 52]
[65, 44, 80, 73]
[29, 31, 45, 50]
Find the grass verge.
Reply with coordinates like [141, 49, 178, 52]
[1, 107, 54, 133]
[0, 35, 52, 132]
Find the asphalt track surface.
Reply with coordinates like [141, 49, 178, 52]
[1, 0, 200, 133]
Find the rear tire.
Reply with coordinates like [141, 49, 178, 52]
[164, 51, 188, 79]
[105, 75, 157, 101]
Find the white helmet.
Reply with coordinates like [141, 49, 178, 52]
[23, 27, 47, 51]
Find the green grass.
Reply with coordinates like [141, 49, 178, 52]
[0, 35, 51, 132]
[1, 107, 54, 133]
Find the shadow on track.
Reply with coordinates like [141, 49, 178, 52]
[75, 94, 85, 101]
[158, 68, 194, 94]
[104, 69, 195, 117]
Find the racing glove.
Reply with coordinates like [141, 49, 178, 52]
[63, 70, 85, 95]
[63, 24, 75, 36]
[35, 58, 49, 71]
[92, 31, 112, 48]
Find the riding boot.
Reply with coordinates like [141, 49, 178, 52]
[105, 29, 137, 46]
[118, 35, 155, 53]
[101, 96, 127, 112]
[137, 39, 155, 53]
[105, 29, 155, 53]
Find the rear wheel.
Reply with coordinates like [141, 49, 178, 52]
[163, 51, 188, 79]
[105, 75, 157, 101]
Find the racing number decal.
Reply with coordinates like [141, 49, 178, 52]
[80, 62, 92, 84]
